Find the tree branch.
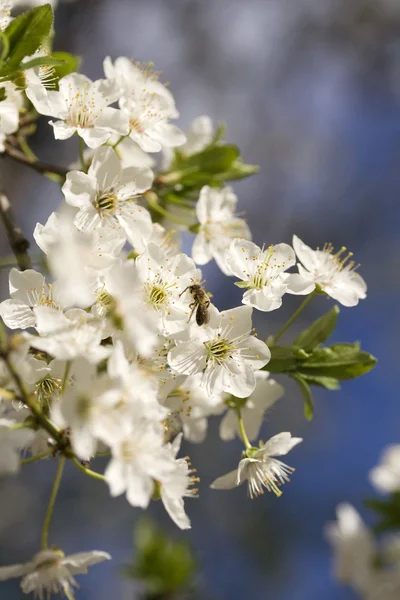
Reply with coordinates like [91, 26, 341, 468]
[0, 193, 32, 271]
[4, 143, 69, 179]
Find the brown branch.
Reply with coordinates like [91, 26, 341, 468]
[0, 193, 32, 271]
[4, 144, 69, 179]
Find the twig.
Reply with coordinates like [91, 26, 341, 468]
[4, 144, 69, 179]
[0, 193, 32, 271]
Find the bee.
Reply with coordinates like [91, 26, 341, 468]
[180, 282, 211, 326]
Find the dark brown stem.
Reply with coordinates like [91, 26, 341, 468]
[4, 144, 69, 179]
[0, 193, 32, 271]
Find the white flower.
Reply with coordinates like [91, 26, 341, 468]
[292, 235, 367, 306]
[136, 243, 200, 335]
[0, 419, 34, 474]
[0, 82, 24, 151]
[104, 56, 186, 152]
[52, 360, 125, 460]
[26, 73, 129, 148]
[192, 186, 251, 275]
[225, 239, 315, 311]
[325, 503, 375, 592]
[162, 115, 214, 169]
[63, 146, 154, 252]
[164, 373, 224, 443]
[103, 261, 159, 358]
[369, 445, 400, 494]
[159, 434, 198, 530]
[34, 209, 125, 309]
[0, 548, 110, 599]
[147, 223, 180, 259]
[106, 340, 167, 423]
[168, 305, 271, 398]
[26, 307, 110, 363]
[220, 371, 284, 442]
[211, 432, 302, 498]
[105, 419, 173, 509]
[0, 268, 63, 330]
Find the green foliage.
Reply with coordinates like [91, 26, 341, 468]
[0, 86, 6, 102]
[366, 493, 400, 533]
[267, 342, 376, 383]
[290, 373, 314, 420]
[51, 51, 81, 84]
[0, 5, 53, 77]
[266, 305, 376, 418]
[157, 124, 259, 209]
[123, 518, 197, 599]
[293, 305, 339, 351]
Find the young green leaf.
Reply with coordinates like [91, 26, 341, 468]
[291, 373, 314, 420]
[1, 4, 53, 72]
[298, 343, 377, 380]
[293, 305, 339, 351]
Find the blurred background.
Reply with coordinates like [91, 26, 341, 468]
[1, 0, 400, 598]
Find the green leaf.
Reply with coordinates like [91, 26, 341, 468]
[291, 373, 314, 420]
[365, 493, 400, 533]
[15, 55, 65, 73]
[265, 346, 298, 373]
[0, 87, 6, 102]
[1, 4, 53, 73]
[51, 51, 81, 83]
[211, 121, 226, 144]
[298, 342, 377, 380]
[217, 159, 260, 181]
[124, 518, 196, 596]
[300, 374, 340, 390]
[0, 31, 9, 63]
[294, 305, 339, 351]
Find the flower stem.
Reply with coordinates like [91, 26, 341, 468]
[72, 457, 106, 481]
[4, 143, 68, 179]
[144, 190, 190, 226]
[21, 449, 53, 465]
[0, 386, 15, 400]
[112, 135, 125, 150]
[0, 192, 32, 271]
[0, 340, 65, 447]
[272, 290, 317, 344]
[41, 455, 66, 549]
[236, 409, 251, 450]
[62, 361, 71, 392]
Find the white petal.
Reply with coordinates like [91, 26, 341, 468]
[79, 127, 111, 149]
[0, 299, 35, 329]
[191, 232, 212, 265]
[64, 551, 111, 575]
[225, 238, 261, 279]
[210, 469, 239, 490]
[237, 335, 271, 371]
[260, 432, 303, 458]
[105, 459, 127, 496]
[62, 171, 96, 208]
[284, 273, 316, 295]
[292, 235, 316, 271]
[0, 563, 29, 581]
[50, 120, 76, 140]
[162, 494, 191, 530]
[168, 342, 207, 376]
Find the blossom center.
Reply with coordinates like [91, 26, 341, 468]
[95, 191, 119, 217]
[204, 335, 236, 365]
[34, 375, 63, 407]
[67, 87, 99, 128]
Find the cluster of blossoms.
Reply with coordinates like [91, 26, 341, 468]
[0, 1, 371, 598]
[326, 446, 400, 600]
